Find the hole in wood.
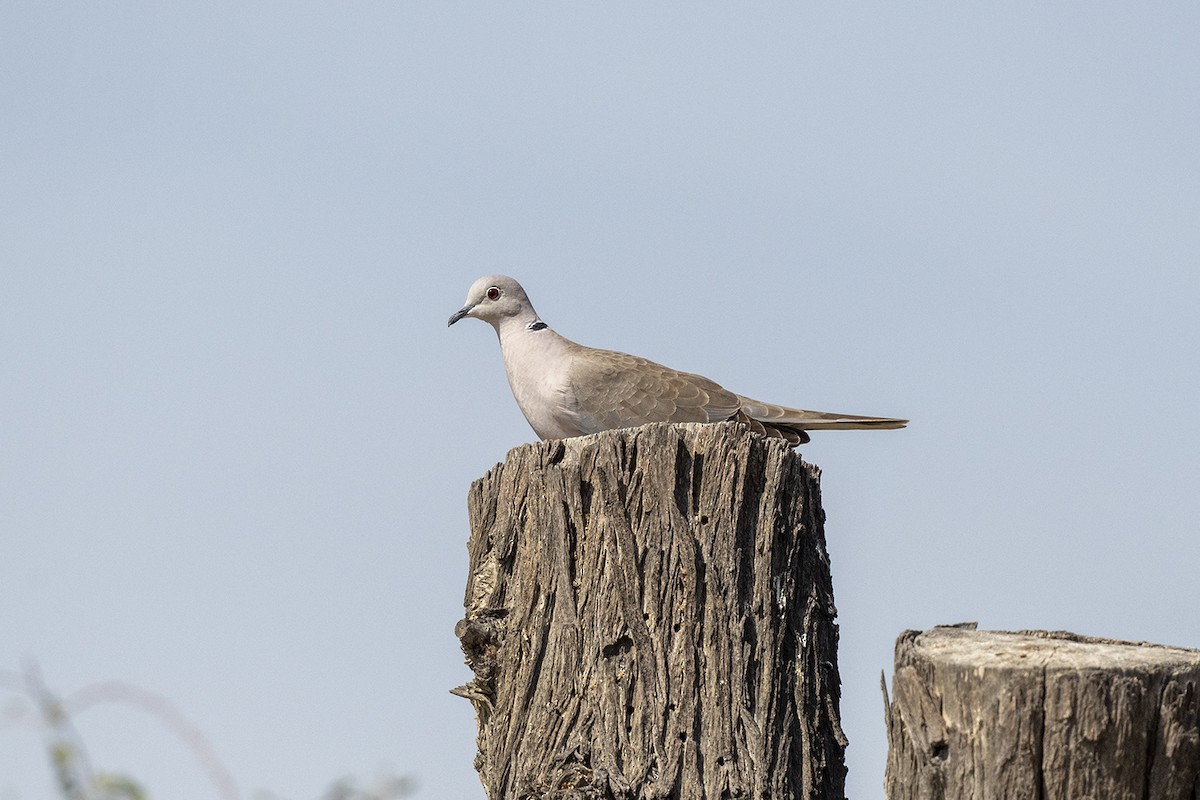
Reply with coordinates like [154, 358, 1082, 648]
[601, 635, 633, 659]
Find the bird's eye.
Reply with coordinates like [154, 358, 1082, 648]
[486, 286, 501, 301]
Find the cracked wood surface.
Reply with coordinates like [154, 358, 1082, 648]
[884, 626, 1200, 800]
[455, 422, 846, 800]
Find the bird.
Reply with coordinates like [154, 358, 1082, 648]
[448, 275, 907, 446]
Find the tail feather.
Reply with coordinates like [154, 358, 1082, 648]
[735, 395, 908, 442]
[779, 413, 909, 431]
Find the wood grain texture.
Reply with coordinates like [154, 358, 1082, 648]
[884, 626, 1200, 800]
[454, 422, 847, 800]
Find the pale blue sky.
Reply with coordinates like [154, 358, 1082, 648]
[3, 4, 1198, 799]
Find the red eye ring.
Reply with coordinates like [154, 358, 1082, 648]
[486, 286, 501, 300]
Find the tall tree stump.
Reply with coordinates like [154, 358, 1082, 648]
[453, 422, 847, 800]
[884, 625, 1200, 800]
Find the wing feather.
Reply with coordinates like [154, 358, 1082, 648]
[566, 345, 741, 433]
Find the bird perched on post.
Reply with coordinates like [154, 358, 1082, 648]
[448, 275, 907, 446]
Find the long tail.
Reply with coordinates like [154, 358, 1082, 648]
[734, 395, 907, 445]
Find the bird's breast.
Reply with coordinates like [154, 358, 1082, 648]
[500, 331, 582, 440]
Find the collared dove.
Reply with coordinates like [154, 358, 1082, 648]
[448, 275, 907, 446]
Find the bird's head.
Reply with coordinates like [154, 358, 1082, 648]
[448, 275, 539, 329]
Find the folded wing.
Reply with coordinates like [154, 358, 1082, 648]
[565, 343, 907, 446]
[566, 346, 742, 434]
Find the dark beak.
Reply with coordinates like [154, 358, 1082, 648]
[447, 304, 473, 326]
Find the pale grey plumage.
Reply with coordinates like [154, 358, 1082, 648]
[448, 275, 907, 446]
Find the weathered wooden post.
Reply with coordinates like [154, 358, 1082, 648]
[884, 625, 1200, 799]
[453, 422, 847, 799]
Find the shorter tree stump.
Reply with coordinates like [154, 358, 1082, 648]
[884, 625, 1200, 800]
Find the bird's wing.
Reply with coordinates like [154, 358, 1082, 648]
[565, 345, 742, 434]
[736, 396, 908, 431]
